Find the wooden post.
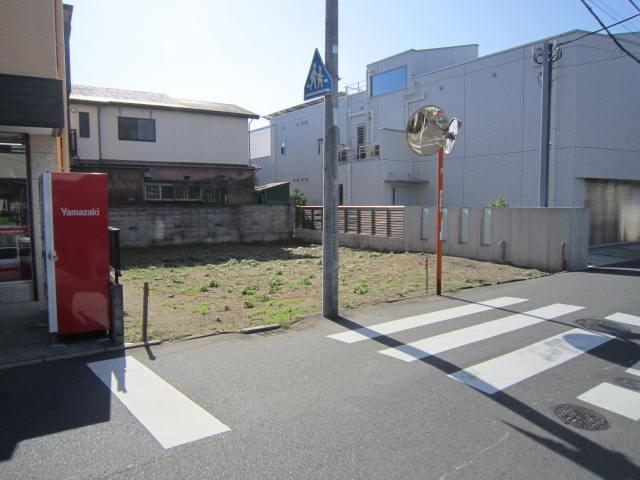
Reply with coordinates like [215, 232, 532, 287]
[142, 282, 149, 343]
[425, 254, 429, 294]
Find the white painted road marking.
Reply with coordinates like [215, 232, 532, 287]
[327, 297, 528, 344]
[87, 356, 230, 449]
[448, 328, 613, 395]
[379, 304, 585, 362]
[605, 312, 640, 328]
[627, 360, 640, 377]
[578, 383, 640, 421]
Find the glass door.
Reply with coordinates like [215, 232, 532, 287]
[0, 134, 32, 284]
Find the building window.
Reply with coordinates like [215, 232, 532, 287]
[371, 66, 407, 97]
[280, 140, 286, 155]
[482, 207, 492, 245]
[317, 138, 323, 155]
[356, 124, 366, 159]
[78, 112, 90, 138]
[0, 135, 32, 283]
[118, 117, 156, 142]
[145, 182, 204, 202]
[338, 184, 343, 205]
[459, 207, 469, 243]
[421, 207, 429, 240]
[440, 208, 448, 241]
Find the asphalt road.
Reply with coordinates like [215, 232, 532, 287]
[1, 262, 639, 479]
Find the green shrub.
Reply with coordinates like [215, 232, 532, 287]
[490, 196, 509, 208]
[192, 303, 211, 315]
[353, 281, 369, 295]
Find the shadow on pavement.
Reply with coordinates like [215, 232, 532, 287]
[0, 350, 125, 461]
[330, 307, 640, 479]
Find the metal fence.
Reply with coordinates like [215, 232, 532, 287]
[296, 206, 405, 238]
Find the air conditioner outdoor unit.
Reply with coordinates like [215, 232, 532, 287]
[338, 148, 350, 162]
[358, 145, 367, 160]
[369, 144, 380, 157]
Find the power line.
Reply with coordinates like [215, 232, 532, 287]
[590, 0, 640, 40]
[557, 12, 640, 45]
[580, 0, 640, 63]
[629, 0, 640, 12]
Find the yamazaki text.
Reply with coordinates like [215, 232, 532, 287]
[59, 208, 101, 217]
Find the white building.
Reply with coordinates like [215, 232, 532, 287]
[69, 85, 259, 206]
[251, 30, 640, 245]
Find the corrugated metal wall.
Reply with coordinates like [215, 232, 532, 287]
[585, 179, 640, 245]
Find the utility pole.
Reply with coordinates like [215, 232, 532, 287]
[539, 41, 552, 207]
[322, 0, 339, 318]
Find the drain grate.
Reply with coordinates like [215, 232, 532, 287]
[575, 319, 631, 338]
[615, 377, 640, 391]
[553, 404, 610, 431]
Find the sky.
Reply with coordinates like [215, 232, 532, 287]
[64, 0, 640, 128]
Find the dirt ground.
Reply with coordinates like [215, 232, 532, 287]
[120, 242, 545, 342]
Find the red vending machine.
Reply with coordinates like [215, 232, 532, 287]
[42, 172, 111, 335]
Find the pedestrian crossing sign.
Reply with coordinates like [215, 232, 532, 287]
[304, 49, 334, 101]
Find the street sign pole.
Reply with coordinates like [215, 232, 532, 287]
[322, 0, 339, 318]
[436, 147, 444, 296]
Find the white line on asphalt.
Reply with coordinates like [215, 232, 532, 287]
[87, 356, 230, 449]
[327, 297, 528, 344]
[605, 312, 640, 328]
[627, 360, 640, 377]
[378, 304, 585, 362]
[578, 383, 640, 421]
[448, 328, 613, 395]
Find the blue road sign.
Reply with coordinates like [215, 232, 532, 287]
[304, 49, 334, 101]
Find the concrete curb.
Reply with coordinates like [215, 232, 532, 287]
[0, 339, 164, 371]
[241, 324, 281, 334]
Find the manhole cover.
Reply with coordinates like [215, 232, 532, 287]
[553, 404, 610, 431]
[616, 377, 640, 391]
[575, 319, 631, 338]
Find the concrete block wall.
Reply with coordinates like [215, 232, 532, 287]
[296, 206, 589, 272]
[109, 204, 294, 247]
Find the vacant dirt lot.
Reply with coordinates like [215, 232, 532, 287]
[120, 242, 545, 342]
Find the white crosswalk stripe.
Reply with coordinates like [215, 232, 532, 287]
[378, 303, 584, 362]
[578, 383, 640, 421]
[448, 328, 613, 394]
[605, 312, 640, 328]
[329, 297, 633, 397]
[88, 356, 230, 449]
[327, 296, 527, 344]
[627, 360, 640, 377]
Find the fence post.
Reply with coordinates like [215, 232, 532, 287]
[387, 208, 391, 237]
[344, 208, 348, 233]
[311, 209, 315, 231]
[371, 209, 376, 236]
[425, 255, 429, 294]
[357, 209, 361, 234]
[142, 282, 149, 343]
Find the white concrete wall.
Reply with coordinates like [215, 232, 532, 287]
[0, 0, 58, 79]
[296, 206, 589, 272]
[250, 126, 271, 158]
[69, 103, 250, 165]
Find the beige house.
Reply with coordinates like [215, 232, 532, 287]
[0, 0, 72, 311]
